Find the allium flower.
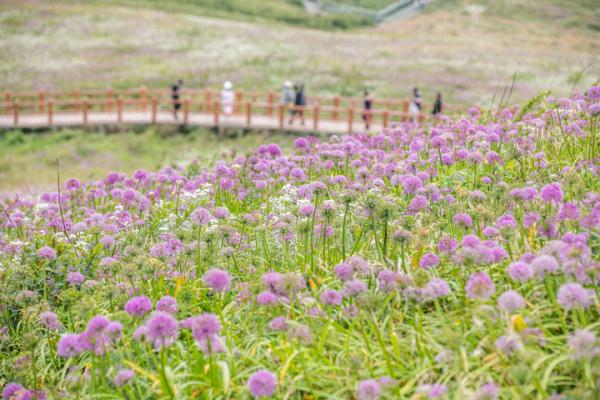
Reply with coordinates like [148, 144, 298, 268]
[497, 290, 525, 313]
[356, 379, 381, 400]
[39, 311, 60, 331]
[472, 382, 499, 400]
[37, 246, 56, 260]
[67, 272, 85, 286]
[419, 252, 440, 269]
[342, 279, 367, 297]
[114, 369, 135, 387]
[156, 296, 178, 314]
[465, 272, 495, 300]
[299, 203, 315, 216]
[453, 212, 473, 227]
[495, 335, 522, 355]
[417, 383, 447, 398]
[190, 207, 211, 225]
[203, 268, 231, 292]
[268, 317, 288, 331]
[57, 334, 83, 357]
[145, 312, 179, 349]
[557, 283, 590, 310]
[256, 291, 278, 306]
[213, 206, 230, 219]
[568, 329, 598, 360]
[124, 296, 153, 317]
[334, 263, 354, 281]
[507, 261, 533, 282]
[424, 278, 450, 300]
[247, 370, 277, 398]
[320, 290, 343, 306]
[183, 313, 221, 341]
[540, 183, 563, 203]
[3, 383, 24, 400]
[407, 195, 428, 213]
[530, 255, 559, 278]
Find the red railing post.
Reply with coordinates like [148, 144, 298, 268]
[402, 100, 409, 122]
[313, 103, 320, 131]
[13, 100, 19, 127]
[213, 101, 220, 126]
[39, 90, 45, 112]
[183, 99, 189, 125]
[383, 109, 389, 129]
[278, 104, 284, 129]
[5, 92, 11, 113]
[117, 96, 123, 123]
[348, 107, 353, 134]
[205, 90, 212, 113]
[48, 100, 53, 126]
[107, 88, 114, 112]
[418, 113, 425, 123]
[267, 92, 274, 116]
[140, 86, 147, 111]
[73, 90, 80, 112]
[246, 102, 251, 126]
[83, 99, 89, 126]
[235, 91, 243, 114]
[151, 97, 157, 124]
[333, 96, 340, 120]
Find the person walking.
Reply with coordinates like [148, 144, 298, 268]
[432, 92, 443, 116]
[409, 87, 422, 122]
[281, 81, 294, 117]
[171, 79, 183, 120]
[221, 81, 234, 116]
[289, 84, 306, 125]
[362, 90, 373, 129]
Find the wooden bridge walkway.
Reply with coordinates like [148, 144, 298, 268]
[0, 87, 447, 134]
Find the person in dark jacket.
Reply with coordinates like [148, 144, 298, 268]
[171, 79, 183, 120]
[289, 84, 306, 125]
[363, 90, 373, 129]
[432, 92, 443, 116]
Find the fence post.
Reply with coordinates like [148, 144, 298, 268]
[183, 99, 189, 125]
[402, 100, 409, 122]
[313, 104, 320, 131]
[5, 92, 11, 113]
[48, 100, 53, 126]
[213, 101, 220, 126]
[246, 102, 252, 126]
[205, 90, 212, 113]
[117, 96, 123, 123]
[140, 86, 147, 111]
[333, 96, 340, 120]
[235, 91, 243, 114]
[73, 90, 80, 112]
[13, 101, 19, 127]
[347, 107, 353, 134]
[83, 99, 89, 126]
[151, 97, 157, 124]
[278, 104, 284, 129]
[267, 92, 274, 116]
[383, 109, 388, 129]
[39, 90, 45, 112]
[107, 88, 114, 112]
[418, 113, 425, 124]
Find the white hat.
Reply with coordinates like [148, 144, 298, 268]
[284, 81, 292, 88]
[223, 81, 233, 90]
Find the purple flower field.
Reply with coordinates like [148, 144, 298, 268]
[1, 88, 599, 399]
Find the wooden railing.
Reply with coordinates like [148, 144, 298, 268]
[0, 87, 451, 133]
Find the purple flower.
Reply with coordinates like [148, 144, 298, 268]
[256, 291, 278, 306]
[507, 261, 533, 282]
[57, 334, 83, 357]
[156, 296, 178, 314]
[419, 252, 440, 269]
[472, 382, 499, 400]
[497, 290, 525, 313]
[197, 333, 226, 355]
[356, 379, 381, 400]
[424, 278, 450, 300]
[213, 206, 230, 219]
[407, 195, 428, 213]
[268, 317, 288, 331]
[3, 383, 24, 400]
[299, 203, 315, 217]
[190, 207, 211, 225]
[124, 296, 153, 317]
[540, 183, 563, 203]
[203, 268, 231, 292]
[67, 272, 85, 286]
[530, 255, 559, 278]
[465, 271, 495, 300]
[418, 384, 447, 399]
[114, 369, 135, 387]
[334, 263, 353, 281]
[495, 335, 522, 355]
[183, 313, 221, 341]
[39, 311, 60, 331]
[568, 329, 598, 360]
[145, 312, 179, 349]
[342, 279, 367, 297]
[557, 283, 590, 310]
[247, 370, 277, 398]
[320, 290, 343, 306]
[453, 212, 473, 227]
[37, 246, 56, 260]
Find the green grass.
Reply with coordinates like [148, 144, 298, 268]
[0, 128, 297, 192]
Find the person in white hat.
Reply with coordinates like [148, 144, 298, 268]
[221, 81, 234, 115]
